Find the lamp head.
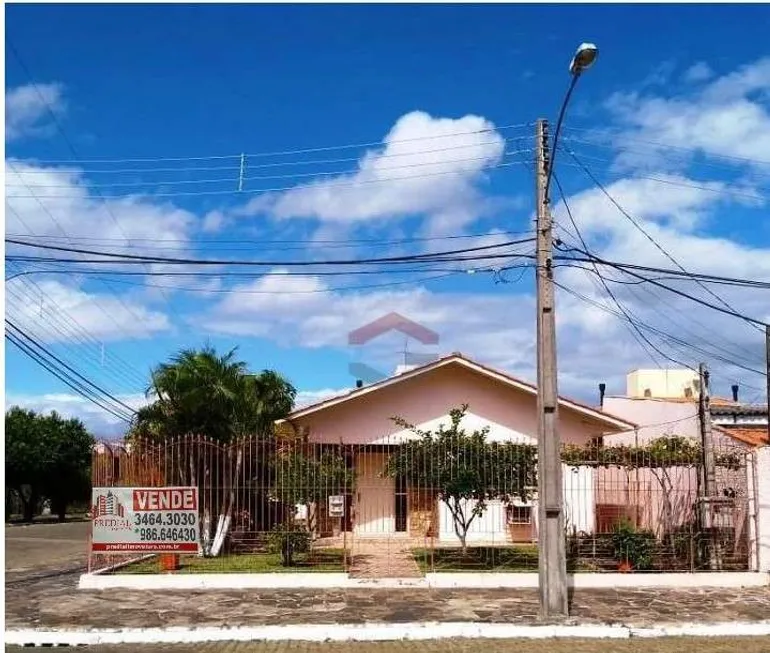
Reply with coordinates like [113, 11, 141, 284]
[569, 42, 598, 76]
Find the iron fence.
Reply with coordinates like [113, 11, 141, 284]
[89, 433, 757, 576]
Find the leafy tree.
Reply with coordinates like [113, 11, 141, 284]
[385, 405, 537, 555]
[270, 445, 352, 566]
[130, 346, 296, 442]
[5, 407, 94, 522]
[128, 345, 297, 556]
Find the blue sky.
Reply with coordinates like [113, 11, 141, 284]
[6, 3, 770, 436]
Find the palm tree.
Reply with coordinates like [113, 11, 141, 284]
[128, 345, 297, 555]
[131, 346, 296, 442]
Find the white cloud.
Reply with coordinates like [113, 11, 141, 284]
[295, 388, 351, 408]
[6, 279, 171, 342]
[198, 269, 539, 379]
[5, 392, 148, 439]
[606, 57, 770, 167]
[683, 62, 714, 84]
[236, 111, 506, 234]
[6, 160, 197, 249]
[5, 83, 65, 142]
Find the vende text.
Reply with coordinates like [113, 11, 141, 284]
[133, 488, 197, 511]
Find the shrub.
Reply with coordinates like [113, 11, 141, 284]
[612, 520, 656, 571]
[267, 521, 310, 566]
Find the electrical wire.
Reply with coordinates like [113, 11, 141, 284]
[5, 160, 530, 200]
[562, 147, 767, 334]
[5, 149, 532, 191]
[5, 319, 137, 415]
[5, 236, 536, 266]
[561, 126, 770, 168]
[560, 248, 769, 328]
[19, 122, 533, 166]
[5, 323, 135, 422]
[7, 40, 174, 308]
[6, 331, 133, 423]
[4, 228, 534, 246]
[554, 280, 766, 377]
[551, 172, 666, 367]
[5, 283, 148, 391]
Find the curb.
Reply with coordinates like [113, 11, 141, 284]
[79, 570, 770, 591]
[6, 620, 770, 646]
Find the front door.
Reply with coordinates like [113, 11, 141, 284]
[354, 451, 395, 536]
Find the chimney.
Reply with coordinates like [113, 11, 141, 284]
[598, 383, 606, 409]
[731, 384, 739, 402]
[355, 379, 363, 389]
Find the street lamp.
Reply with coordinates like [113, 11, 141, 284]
[533, 42, 598, 619]
[545, 42, 599, 199]
[569, 42, 598, 76]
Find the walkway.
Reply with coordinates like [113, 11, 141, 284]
[348, 538, 423, 579]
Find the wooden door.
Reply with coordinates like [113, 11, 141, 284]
[354, 451, 395, 536]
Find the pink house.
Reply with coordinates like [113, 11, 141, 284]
[276, 353, 636, 544]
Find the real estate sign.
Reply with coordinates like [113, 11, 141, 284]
[91, 487, 200, 554]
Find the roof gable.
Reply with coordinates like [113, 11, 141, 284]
[278, 354, 637, 432]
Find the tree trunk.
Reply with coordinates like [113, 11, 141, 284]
[22, 498, 35, 523]
[51, 497, 67, 522]
[20, 486, 37, 523]
[210, 446, 243, 557]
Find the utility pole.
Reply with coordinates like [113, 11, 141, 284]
[765, 326, 770, 444]
[698, 362, 720, 570]
[699, 363, 716, 498]
[535, 118, 568, 617]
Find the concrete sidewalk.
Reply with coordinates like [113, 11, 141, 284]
[6, 582, 770, 630]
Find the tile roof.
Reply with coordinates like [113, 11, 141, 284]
[714, 425, 769, 448]
[278, 353, 637, 431]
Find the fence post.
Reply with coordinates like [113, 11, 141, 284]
[757, 446, 770, 573]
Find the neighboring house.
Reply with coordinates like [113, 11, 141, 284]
[602, 369, 768, 450]
[275, 353, 636, 544]
[712, 402, 769, 449]
[601, 369, 763, 548]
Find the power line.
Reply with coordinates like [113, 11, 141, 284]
[551, 173, 666, 367]
[7, 39, 174, 308]
[561, 249, 769, 328]
[5, 323, 136, 422]
[5, 204, 154, 381]
[6, 319, 137, 415]
[5, 160, 530, 200]
[555, 280, 766, 377]
[559, 136, 770, 179]
[4, 228, 534, 246]
[18, 122, 533, 166]
[5, 236, 536, 267]
[9, 142, 533, 180]
[5, 149, 533, 191]
[5, 279, 148, 390]
[6, 331, 133, 423]
[562, 147, 767, 333]
[561, 126, 770, 168]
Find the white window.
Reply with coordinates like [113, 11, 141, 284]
[507, 505, 532, 525]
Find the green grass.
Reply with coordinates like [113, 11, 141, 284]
[412, 546, 601, 573]
[113, 548, 347, 574]
[412, 545, 540, 573]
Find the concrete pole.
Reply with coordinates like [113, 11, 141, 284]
[535, 118, 568, 617]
